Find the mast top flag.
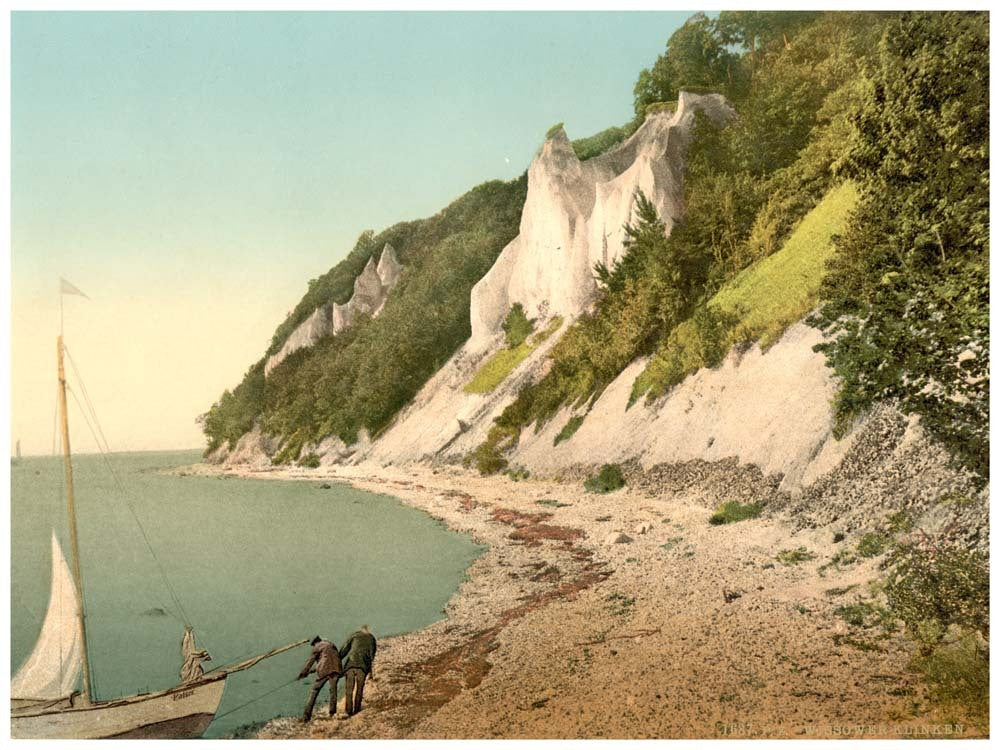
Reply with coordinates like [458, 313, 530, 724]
[59, 277, 89, 333]
[60, 278, 89, 299]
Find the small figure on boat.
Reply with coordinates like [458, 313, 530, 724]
[180, 625, 212, 684]
[298, 636, 343, 722]
[339, 625, 377, 716]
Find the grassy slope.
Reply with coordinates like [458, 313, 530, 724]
[632, 180, 858, 402]
[464, 317, 563, 394]
[712, 180, 859, 345]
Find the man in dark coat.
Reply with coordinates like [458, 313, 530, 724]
[339, 625, 377, 716]
[297, 635, 343, 721]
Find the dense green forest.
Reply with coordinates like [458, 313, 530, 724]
[201, 176, 528, 456]
[810, 11, 989, 479]
[203, 10, 987, 486]
[473, 10, 906, 471]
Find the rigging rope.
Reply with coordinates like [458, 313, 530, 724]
[62, 346, 196, 630]
[212, 677, 301, 722]
[59, 344, 250, 674]
[64, 384, 195, 631]
[63, 347, 118, 469]
[202, 645, 266, 676]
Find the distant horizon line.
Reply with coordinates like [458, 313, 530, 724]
[12, 445, 206, 459]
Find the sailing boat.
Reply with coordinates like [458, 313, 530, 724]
[10, 334, 307, 738]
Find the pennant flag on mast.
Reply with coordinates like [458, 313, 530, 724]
[60, 277, 89, 299]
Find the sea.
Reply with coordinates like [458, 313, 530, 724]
[10, 450, 484, 738]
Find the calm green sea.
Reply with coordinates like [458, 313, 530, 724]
[10, 450, 483, 738]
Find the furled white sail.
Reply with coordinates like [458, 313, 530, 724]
[11, 531, 83, 700]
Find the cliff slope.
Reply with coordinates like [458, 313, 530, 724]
[361, 93, 734, 464]
[265, 244, 402, 376]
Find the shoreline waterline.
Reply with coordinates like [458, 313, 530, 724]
[11, 452, 483, 739]
[162, 460, 969, 740]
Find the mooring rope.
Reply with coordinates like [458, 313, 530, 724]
[213, 677, 301, 721]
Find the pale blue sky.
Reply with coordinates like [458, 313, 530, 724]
[11, 11, 692, 453]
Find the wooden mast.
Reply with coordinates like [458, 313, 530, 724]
[57, 335, 94, 705]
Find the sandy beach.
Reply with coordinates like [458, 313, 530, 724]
[172, 460, 975, 740]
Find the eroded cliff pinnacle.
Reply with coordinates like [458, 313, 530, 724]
[264, 244, 402, 377]
[468, 91, 734, 351]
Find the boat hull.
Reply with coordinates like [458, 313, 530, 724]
[11, 677, 226, 739]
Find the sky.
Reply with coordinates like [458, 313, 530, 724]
[10, 10, 694, 455]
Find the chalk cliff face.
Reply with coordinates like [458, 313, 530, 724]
[214, 90, 977, 515]
[512, 322, 841, 495]
[226, 93, 752, 472]
[264, 244, 402, 376]
[359, 92, 736, 467]
[219, 93, 740, 468]
[468, 92, 734, 351]
[224, 92, 861, 495]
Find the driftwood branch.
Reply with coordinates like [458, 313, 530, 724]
[574, 627, 661, 647]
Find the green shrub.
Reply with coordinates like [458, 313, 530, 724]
[833, 601, 895, 630]
[605, 592, 636, 616]
[884, 530, 989, 731]
[546, 121, 565, 139]
[810, 12, 989, 482]
[271, 433, 306, 466]
[776, 547, 816, 565]
[584, 464, 625, 494]
[631, 304, 741, 403]
[553, 414, 585, 446]
[505, 466, 530, 482]
[885, 538, 989, 648]
[825, 585, 858, 597]
[831, 634, 883, 652]
[536, 498, 570, 508]
[708, 501, 762, 525]
[502, 303, 534, 348]
[818, 547, 858, 576]
[912, 634, 989, 731]
[660, 537, 684, 552]
[468, 444, 507, 476]
[886, 509, 915, 534]
[297, 453, 321, 468]
[644, 100, 677, 117]
[856, 532, 891, 559]
[937, 491, 977, 509]
[571, 125, 629, 161]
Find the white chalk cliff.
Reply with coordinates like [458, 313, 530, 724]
[228, 92, 847, 489]
[468, 92, 734, 351]
[217, 91, 977, 512]
[360, 92, 741, 467]
[264, 244, 402, 376]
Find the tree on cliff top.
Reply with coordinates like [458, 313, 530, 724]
[812, 10, 989, 481]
